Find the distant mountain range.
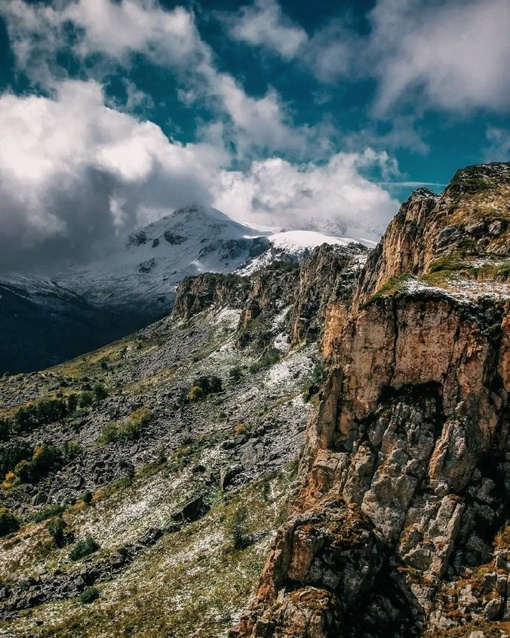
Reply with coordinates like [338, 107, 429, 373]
[0, 205, 373, 373]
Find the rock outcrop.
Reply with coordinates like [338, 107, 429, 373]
[173, 245, 368, 355]
[231, 162, 510, 637]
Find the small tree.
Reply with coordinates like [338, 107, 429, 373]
[81, 490, 93, 505]
[69, 535, 100, 561]
[0, 508, 19, 536]
[47, 517, 67, 548]
[67, 394, 79, 414]
[228, 505, 249, 550]
[78, 392, 93, 409]
[93, 383, 108, 402]
[80, 586, 100, 604]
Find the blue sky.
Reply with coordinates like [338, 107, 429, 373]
[0, 0, 509, 271]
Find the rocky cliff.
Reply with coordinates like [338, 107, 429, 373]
[231, 163, 510, 637]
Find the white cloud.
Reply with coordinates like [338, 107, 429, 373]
[370, 0, 510, 114]
[197, 69, 310, 154]
[485, 127, 510, 161]
[214, 151, 399, 236]
[0, 80, 227, 271]
[0, 0, 207, 80]
[223, 0, 510, 115]
[223, 0, 352, 83]
[0, 0, 317, 156]
[0, 80, 398, 272]
[225, 0, 307, 60]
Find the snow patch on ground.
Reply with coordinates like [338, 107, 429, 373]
[211, 307, 242, 327]
[273, 332, 291, 352]
[405, 277, 510, 302]
[271, 305, 292, 330]
[265, 350, 315, 388]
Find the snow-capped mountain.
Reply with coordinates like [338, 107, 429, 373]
[0, 205, 373, 373]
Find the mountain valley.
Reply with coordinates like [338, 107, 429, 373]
[2, 163, 510, 638]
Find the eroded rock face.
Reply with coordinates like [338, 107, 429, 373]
[232, 163, 510, 637]
[230, 502, 422, 638]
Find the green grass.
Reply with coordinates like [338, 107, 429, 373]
[364, 275, 413, 304]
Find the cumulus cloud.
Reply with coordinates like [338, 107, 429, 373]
[223, 0, 353, 83]
[370, 0, 510, 114]
[224, 0, 307, 60]
[213, 151, 399, 236]
[0, 0, 206, 84]
[0, 0, 316, 156]
[224, 0, 510, 115]
[0, 81, 226, 272]
[0, 80, 398, 273]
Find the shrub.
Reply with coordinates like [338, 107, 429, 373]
[305, 363, 327, 401]
[98, 422, 118, 445]
[22, 444, 62, 483]
[69, 535, 100, 561]
[188, 386, 205, 402]
[0, 442, 32, 477]
[229, 367, 242, 383]
[234, 424, 247, 435]
[80, 586, 100, 604]
[67, 394, 79, 414]
[33, 504, 65, 522]
[47, 517, 67, 548]
[62, 440, 82, 460]
[78, 392, 93, 409]
[0, 508, 19, 536]
[81, 490, 93, 505]
[249, 349, 280, 373]
[93, 383, 108, 402]
[228, 506, 249, 550]
[0, 419, 9, 441]
[98, 408, 152, 445]
[193, 375, 222, 395]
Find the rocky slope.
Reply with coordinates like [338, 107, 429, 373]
[231, 163, 510, 638]
[0, 243, 366, 637]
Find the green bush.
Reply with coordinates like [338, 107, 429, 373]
[98, 421, 118, 445]
[0, 442, 31, 477]
[0, 508, 19, 536]
[0, 418, 9, 441]
[189, 375, 223, 401]
[67, 393, 79, 414]
[229, 367, 242, 383]
[47, 517, 67, 548]
[81, 490, 93, 505]
[305, 363, 327, 401]
[193, 375, 222, 394]
[33, 504, 65, 522]
[6, 398, 70, 435]
[80, 586, 100, 604]
[249, 349, 281, 374]
[62, 440, 82, 460]
[98, 408, 153, 445]
[78, 392, 93, 408]
[93, 383, 108, 402]
[228, 506, 249, 550]
[69, 535, 100, 561]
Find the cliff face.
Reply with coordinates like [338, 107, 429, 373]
[173, 245, 367, 355]
[231, 163, 510, 637]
